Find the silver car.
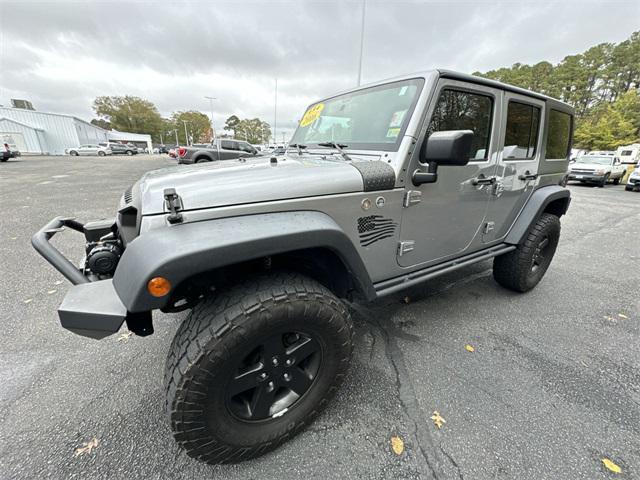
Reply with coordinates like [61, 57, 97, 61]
[67, 144, 112, 156]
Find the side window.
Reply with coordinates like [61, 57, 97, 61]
[426, 88, 493, 160]
[220, 140, 235, 150]
[503, 101, 540, 159]
[545, 109, 572, 159]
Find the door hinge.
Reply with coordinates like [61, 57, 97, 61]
[403, 190, 422, 207]
[164, 188, 184, 224]
[483, 221, 495, 234]
[398, 240, 415, 256]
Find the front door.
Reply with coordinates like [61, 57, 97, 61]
[482, 92, 544, 242]
[398, 79, 502, 268]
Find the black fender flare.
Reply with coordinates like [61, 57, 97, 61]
[193, 152, 215, 162]
[113, 211, 375, 312]
[504, 185, 571, 245]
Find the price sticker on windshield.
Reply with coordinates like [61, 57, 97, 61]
[300, 103, 324, 127]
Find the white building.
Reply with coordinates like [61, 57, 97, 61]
[0, 107, 153, 155]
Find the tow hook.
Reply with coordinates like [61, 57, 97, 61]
[164, 188, 184, 224]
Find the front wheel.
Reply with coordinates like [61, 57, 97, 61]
[599, 174, 609, 187]
[127, 150, 133, 156]
[164, 272, 353, 464]
[493, 213, 561, 293]
[98, 151, 106, 157]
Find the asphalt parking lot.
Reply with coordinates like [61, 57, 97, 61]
[1, 155, 639, 479]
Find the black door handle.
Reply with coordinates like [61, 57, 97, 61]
[471, 175, 496, 186]
[518, 171, 538, 181]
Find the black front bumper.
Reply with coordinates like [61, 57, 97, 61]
[568, 173, 605, 183]
[32, 217, 127, 339]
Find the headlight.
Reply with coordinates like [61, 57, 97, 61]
[595, 169, 606, 175]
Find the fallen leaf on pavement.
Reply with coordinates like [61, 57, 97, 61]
[23, 299, 33, 304]
[602, 458, 621, 473]
[431, 411, 446, 429]
[74, 438, 99, 457]
[54, 280, 63, 285]
[390, 436, 404, 455]
[618, 313, 628, 319]
[403, 296, 411, 304]
[47, 289, 57, 295]
[117, 331, 133, 342]
[465, 344, 475, 352]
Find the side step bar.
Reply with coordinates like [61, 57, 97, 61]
[374, 244, 516, 297]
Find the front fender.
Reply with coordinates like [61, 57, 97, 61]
[113, 211, 374, 312]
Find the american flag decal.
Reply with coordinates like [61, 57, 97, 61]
[357, 215, 397, 247]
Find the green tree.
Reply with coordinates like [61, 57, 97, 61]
[574, 104, 636, 150]
[171, 111, 212, 144]
[93, 95, 164, 140]
[234, 118, 271, 144]
[224, 115, 241, 136]
[90, 118, 111, 130]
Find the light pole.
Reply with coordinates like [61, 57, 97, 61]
[356, 0, 366, 86]
[174, 129, 179, 146]
[273, 78, 278, 145]
[182, 120, 190, 146]
[204, 96, 217, 141]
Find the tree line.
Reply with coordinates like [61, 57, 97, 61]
[474, 31, 640, 150]
[91, 96, 271, 145]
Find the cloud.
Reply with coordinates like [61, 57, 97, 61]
[1, 0, 638, 139]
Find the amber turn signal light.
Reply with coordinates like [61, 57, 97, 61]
[147, 277, 171, 297]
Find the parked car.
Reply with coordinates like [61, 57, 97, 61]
[33, 69, 573, 465]
[625, 164, 640, 191]
[1, 143, 21, 161]
[177, 139, 259, 164]
[567, 155, 625, 187]
[66, 144, 112, 156]
[99, 142, 137, 156]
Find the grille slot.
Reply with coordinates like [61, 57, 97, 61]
[123, 186, 133, 204]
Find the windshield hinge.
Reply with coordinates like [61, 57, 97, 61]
[403, 190, 422, 207]
[164, 188, 183, 224]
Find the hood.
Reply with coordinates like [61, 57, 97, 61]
[135, 154, 370, 215]
[570, 162, 611, 171]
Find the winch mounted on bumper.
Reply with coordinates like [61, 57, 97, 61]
[31, 216, 151, 339]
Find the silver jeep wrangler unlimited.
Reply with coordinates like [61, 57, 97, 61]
[33, 70, 572, 464]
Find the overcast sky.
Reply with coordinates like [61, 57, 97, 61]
[0, 0, 638, 140]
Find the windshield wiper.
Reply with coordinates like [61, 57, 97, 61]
[288, 143, 307, 155]
[317, 142, 352, 162]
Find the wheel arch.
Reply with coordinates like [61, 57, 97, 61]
[113, 211, 375, 312]
[504, 186, 570, 245]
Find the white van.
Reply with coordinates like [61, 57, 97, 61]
[616, 144, 640, 165]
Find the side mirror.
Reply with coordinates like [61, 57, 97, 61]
[412, 130, 474, 185]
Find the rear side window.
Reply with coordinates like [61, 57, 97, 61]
[221, 140, 236, 150]
[504, 101, 540, 159]
[426, 89, 493, 160]
[545, 110, 572, 159]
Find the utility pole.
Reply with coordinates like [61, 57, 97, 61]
[274, 78, 278, 145]
[356, 0, 366, 86]
[160, 133, 163, 145]
[204, 96, 217, 141]
[174, 129, 179, 146]
[182, 120, 189, 146]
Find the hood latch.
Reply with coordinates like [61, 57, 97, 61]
[163, 188, 184, 224]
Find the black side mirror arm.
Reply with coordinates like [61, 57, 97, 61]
[412, 162, 438, 185]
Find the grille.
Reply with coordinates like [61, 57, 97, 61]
[357, 215, 397, 247]
[571, 168, 595, 174]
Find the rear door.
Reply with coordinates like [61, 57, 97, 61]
[219, 140, 240, 160]
[482, 92, 544, 242]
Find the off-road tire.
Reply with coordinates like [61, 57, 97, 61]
[164, 272, 353, 464]
[493, 213, 561, 293]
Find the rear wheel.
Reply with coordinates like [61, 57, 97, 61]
[164, 272, 353, 464]
[613, 175, 621, 185]
[127, 150, 133, 156]
[98, 151, 106, 157]
[493, 213, 561, 293]
[70, 151, 79, 156]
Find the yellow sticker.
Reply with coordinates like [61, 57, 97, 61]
[300, 103, 324, 127]
[386, 127, 400, 138]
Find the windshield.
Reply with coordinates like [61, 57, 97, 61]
[290, 78, 424, 151]
[576, 156, 612, 165]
